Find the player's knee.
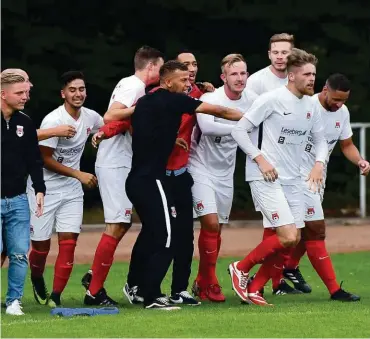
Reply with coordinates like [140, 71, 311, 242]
[31, 239, 51, 252]
[278, 229, 298, 247]
[58, 232, 79, 242]
[304, 220, 326, 241]
[201, 220, 220, 232]
[105, 223, 130, 240]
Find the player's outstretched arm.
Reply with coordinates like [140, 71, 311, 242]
[340, 137, 370, 176]
[196, 113, 235, 136]
[104, 102, 135, 123]
[195, 102, 243, 121]
[232, 116, 278, 182]
[40, 146, 98, 189]
[37, 125, 76, 141]
[91, 120, 131, 148]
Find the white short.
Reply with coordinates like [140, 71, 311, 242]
[96, 166, 132, 224]
[191, 172, 233, 224]
[28, 188, 83, 241]
[249, 180, 304, 229]
[303, 180, 325, 221]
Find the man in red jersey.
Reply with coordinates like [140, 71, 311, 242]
[94, 52, 215, 305]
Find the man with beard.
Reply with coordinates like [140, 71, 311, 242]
[283, 73, 367, 301]
[28, 71, 104, 307]
[228, 48, 328, 306]
[188, 54, 257, 302]
[245, 33, 305, 295]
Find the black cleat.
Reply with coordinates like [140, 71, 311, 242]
[144, 296, 181, 310]
[331, 282, 360, 302]
[283, 267, 312, 293]
[123, 283, 144, 304]
[81, 270, 92, 290]
[47, 292, 62, 308]
[169, 291, 201, 306]
[84, 288, 119, 306]
[31, 275, 50, 305]
[273, 279, 303, 295]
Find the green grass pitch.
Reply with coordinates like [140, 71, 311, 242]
[1, 252, 370, 338]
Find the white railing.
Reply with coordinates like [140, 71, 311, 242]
[351, 123, 370, 218]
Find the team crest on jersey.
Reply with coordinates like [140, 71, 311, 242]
[335, 121, 340, 129]
[125, 209, 132, 218]
[87, 127, 91, 135]
[16, 125, 24, 137]
[196, 201, 204, 212]
[30, 225, 34, 235]
[307, 207, 315, 217]
[306, 112, 311, 120]
[271, 211, 279, 222]
[171, 206, 177, 218]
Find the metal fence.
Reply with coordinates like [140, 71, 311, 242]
[351, 123, 370, 218]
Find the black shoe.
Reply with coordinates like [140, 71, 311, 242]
[144, 296, 181, 310]
[47, 292, 62, 308]
[169, 291, 201, 306]
[331, 282, 360, 302]
[283, 267, 312, 293]
[31, 275, 50, 305]
[81, 270, 92, 290]
[248, 273, 265, 296]
[123, 283, 144, 304]
[273, 279, 303, 295]
[84, 288, 119, 306]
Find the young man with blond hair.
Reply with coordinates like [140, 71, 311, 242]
[189, 54, 257, 302]
[229, 48, 328, 306]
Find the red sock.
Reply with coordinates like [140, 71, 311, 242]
[52, 239, 77, 294]
[237, 234, 284, 273]
[217, 231, 222, 255]
[305, 240, 340, 294]
[29, 249, 49, 277]
[198, 229, 219, 286]
[249, 251, 279, 292]
[285, 238, 306, 269]
[89, 234, 119, 295]
[262, 228, 275, 240]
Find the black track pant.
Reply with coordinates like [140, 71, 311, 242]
[126, 175, 175, 303]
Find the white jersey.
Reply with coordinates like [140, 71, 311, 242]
[27, 105, 103, 194]
[246, 66, 287, 95]
[188, 86, 257, 180]
[245, 86, 324, 184]
[301, 94, 353, 182]
[95, 75, 146, 168]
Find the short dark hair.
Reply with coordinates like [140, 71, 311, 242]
[159, 60, 188, 80]
[61, 71, 85, 88]
[327, 73, 351, 92]
[174, 49, 194, 60]
[134, 46, 164, 71]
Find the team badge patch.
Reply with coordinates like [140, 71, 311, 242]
[196, 201, 204, 212]
[271, 211, 279, 222]
[30, 225, 34, 235]
[87, 127, 91, 135]
[306, 112, 311, 120]
[171, 206, 177, 218]
[335, 121, 340, 129]
[16, 125, 24, 137]
[307, 207, 315, 217]
[125, 209, 132, 218]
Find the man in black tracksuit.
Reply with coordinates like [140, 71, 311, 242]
[124, 60, 242, 309]
[1, 72, 45, 316]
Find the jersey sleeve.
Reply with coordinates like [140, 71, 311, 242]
[112, 86, 140, 108]
[38, 115, 59, 149]
[243, 93, 273, 126]
[174, 93, 203, 115]
[92, 111, 104, 133]
[339, 108, 353, 140]
[245, 74, 262, 95]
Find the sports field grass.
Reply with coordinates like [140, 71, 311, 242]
[1, 252, 370, 338]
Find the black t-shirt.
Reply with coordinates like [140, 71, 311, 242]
[130, 88, 202, 178]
